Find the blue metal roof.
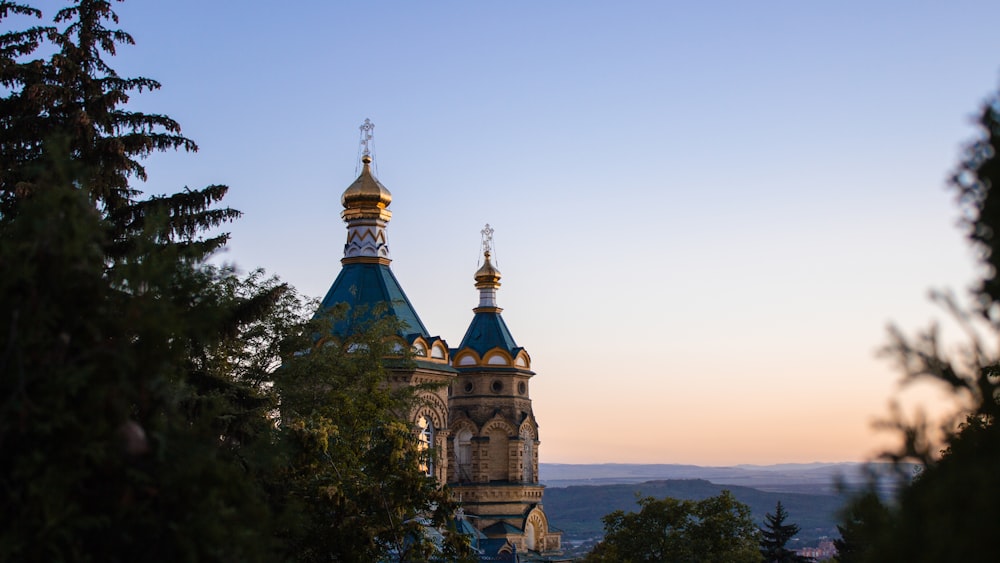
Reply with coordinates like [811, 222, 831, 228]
[478, 538, 519, 562]
[482, 521, 523, 536]
[317, 262, 430, 340]
[456, 311, 523, 357]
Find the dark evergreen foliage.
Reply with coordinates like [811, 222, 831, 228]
[0, 2, 54, 195]
[835, 87, 1000, 562]
[833, 491, 889, 563]
[0, 152, 277, 562]
[759, 501, 810, 563]
[952, 97, 1000, 310]
[0, 0, 236, 262]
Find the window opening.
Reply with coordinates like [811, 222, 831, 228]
[418, 415, 435, 477]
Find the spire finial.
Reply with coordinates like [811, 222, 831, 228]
[474, 225, 501, 309]
[481, 223, 495, 257]
[359, 118, 374, 157]
[341, 119, 391, 264]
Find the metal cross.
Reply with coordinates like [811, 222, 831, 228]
[480, 223, 494, 255]
[359, 118, 374, 156]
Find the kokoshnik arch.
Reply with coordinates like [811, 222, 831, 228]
[316, 126, 562, 558]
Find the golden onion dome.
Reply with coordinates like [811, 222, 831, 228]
[341, 155, 392, 209]
[475, 250, 502, 287]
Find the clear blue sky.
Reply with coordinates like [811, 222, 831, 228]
[70, 0, 1000, 463]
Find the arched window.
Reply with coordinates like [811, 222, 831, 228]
[417, 415, 435, 477]
[455, 429, 473, 483]
[431, 344, 446, 359]
[524, 521, 536, 551]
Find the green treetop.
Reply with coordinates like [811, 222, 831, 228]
[585, 491, 763, 563]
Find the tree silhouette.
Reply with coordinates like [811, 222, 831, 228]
[0, 0, 237, 263]
[835, 90, 1000, 562]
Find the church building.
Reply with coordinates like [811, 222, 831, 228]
[317, 124, 562, 559]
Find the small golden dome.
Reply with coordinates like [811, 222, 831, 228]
[341, 155, 392, 209]
[475, 250, 502, 288]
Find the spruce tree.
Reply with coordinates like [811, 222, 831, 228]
[0, 0, 284, 429]
[759, 501, 810, 563]
[0, 1, 54, 200]
[0, 0, 237, 263]
[0, 3, 289, 560]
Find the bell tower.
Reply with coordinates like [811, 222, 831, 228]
[447, 225, 562, 555]
[316, 119, 456, 483]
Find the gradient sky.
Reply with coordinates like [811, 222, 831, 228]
[58, 0, 1000, 464]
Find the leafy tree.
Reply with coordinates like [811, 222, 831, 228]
[834, 91, 1000, 562]
[585, 490, 763, 563]
[759, 501, 810, 562]
[271, 308, 471, 562]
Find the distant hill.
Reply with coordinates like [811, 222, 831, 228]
[539, 462, 909, 495]
[543, 478, 847, 548]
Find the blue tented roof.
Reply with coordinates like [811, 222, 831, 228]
[317, 262, 430, 341]
[457, 311, 523, 357]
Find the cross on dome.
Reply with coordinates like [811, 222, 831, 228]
[481, 223, 494, 256]
[359, 118, 375, 157]
[474, 225, 501, 309]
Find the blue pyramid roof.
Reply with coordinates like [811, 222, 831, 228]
[457, 311, 524, 358]
[317, 262, 430, 341]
